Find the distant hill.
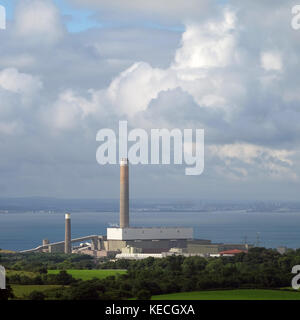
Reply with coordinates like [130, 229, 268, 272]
[0, 197, 300, 213]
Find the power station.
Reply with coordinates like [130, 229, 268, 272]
[21, 159, 251, 257]
[106, 158, 194, 254]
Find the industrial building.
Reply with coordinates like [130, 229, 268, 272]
[21, 158, 250, 257]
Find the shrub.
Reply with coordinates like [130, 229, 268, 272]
[28, 291, 46, 301]
[136, 289, 151, 300]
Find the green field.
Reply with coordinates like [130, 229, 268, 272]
[151, 289, 300, 300]
[11, 285, 63, 299]
[48, 269, 127, 281]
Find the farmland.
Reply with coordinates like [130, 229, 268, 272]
[151, 289, 300, 300]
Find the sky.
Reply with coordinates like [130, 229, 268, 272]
[0, 0, 300, 201]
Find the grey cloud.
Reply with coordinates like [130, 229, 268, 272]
[0, 0, 300, 200]
[66, 0, 214, 23]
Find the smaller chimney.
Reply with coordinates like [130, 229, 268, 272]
[42, 239, 49, 246]
[64, 213, 71, 254]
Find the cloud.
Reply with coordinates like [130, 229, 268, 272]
[13, 0, 65, 45]
[0, 121, 18, 135]
[209, 143, 297, 181]
[0, 68, 42, 95]
[48, 90, 100, 130]
[209, 143, 293, 166]
[91, 9, 242, 119]
[261, 51, 283, 71]
[106, 62, 178, 116]
[173, 9, 237, 69]
[0, 0, 300, 199]
[67, 0, 213, 22]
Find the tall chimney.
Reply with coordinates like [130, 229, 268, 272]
[64, 213, 71, 254]
[120, 158, 129, 228]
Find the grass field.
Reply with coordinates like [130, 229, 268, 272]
[0, 249, 15, 253]
[151, 289, 300, 300]
[11, 285, 63, 299]
[48, 269, 127, 281]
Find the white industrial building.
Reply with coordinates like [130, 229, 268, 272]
[107, 227, 194, 241]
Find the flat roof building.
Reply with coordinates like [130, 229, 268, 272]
[107, 227, 194, 241]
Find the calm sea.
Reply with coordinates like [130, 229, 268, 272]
[1, 211, 300, 251]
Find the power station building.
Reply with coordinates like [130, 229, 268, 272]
[22, 158, 250, 257]
[101, 158, 197, 254]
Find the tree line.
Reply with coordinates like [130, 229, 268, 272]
[1, 247, 300, 300]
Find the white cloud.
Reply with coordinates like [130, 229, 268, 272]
[173, 10, 237, 70]
[49, 90, 96, 130]
[261, 51, 283, 71]
[13, 0, 65, 44]
[209, 143, 296, 180]
[106, 62, 178, 116]
[98, 9, 242, 118]
[209, 143, 293, 164]
[0, 68, 42, 95]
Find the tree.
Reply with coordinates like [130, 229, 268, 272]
[0, 285, 14, 300]
[38, 267, 48, 274]
[68, 283, 100, 300]
[56, 270, 76, 285]
[136, 289, 151, 300]
[28, 291, 46, 300]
